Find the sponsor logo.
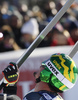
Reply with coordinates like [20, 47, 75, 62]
[46, 61, 59, 76]
[42, 93, 53, 100]
[53, 60, 61, 69]
[8, 74, 17, 78]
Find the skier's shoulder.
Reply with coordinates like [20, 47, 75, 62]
[38, 90, 64, 100]
[23, 92, 43, 100]
[23, 90, 64, 100]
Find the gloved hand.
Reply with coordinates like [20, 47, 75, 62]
[2, 62, 19, 86]
[2, 62, 19, 94]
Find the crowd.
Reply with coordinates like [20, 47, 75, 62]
[0, 0, 78, 52]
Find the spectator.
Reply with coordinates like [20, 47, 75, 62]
[50, 28, 67, 46]
[63, 30, 74, 45]
[39, 22, 74, 47]
[50, 23, 74, 46]
[0, 25, 20, 52]
[0, 13, 4, 27]
[8, 14, 22, 46]
[21, 18, 39, 48]
[68, 21, 78, 43]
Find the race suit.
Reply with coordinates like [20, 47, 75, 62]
[23, 90, 64, 100]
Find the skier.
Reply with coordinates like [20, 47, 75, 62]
[1, 53, 78, 100]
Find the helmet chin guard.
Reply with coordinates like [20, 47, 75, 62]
[40, 53, 78, 92]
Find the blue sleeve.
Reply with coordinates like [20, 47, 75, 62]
[23, 92, 44, 100]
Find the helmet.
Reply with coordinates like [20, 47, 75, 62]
[40, 53, 78, 92]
